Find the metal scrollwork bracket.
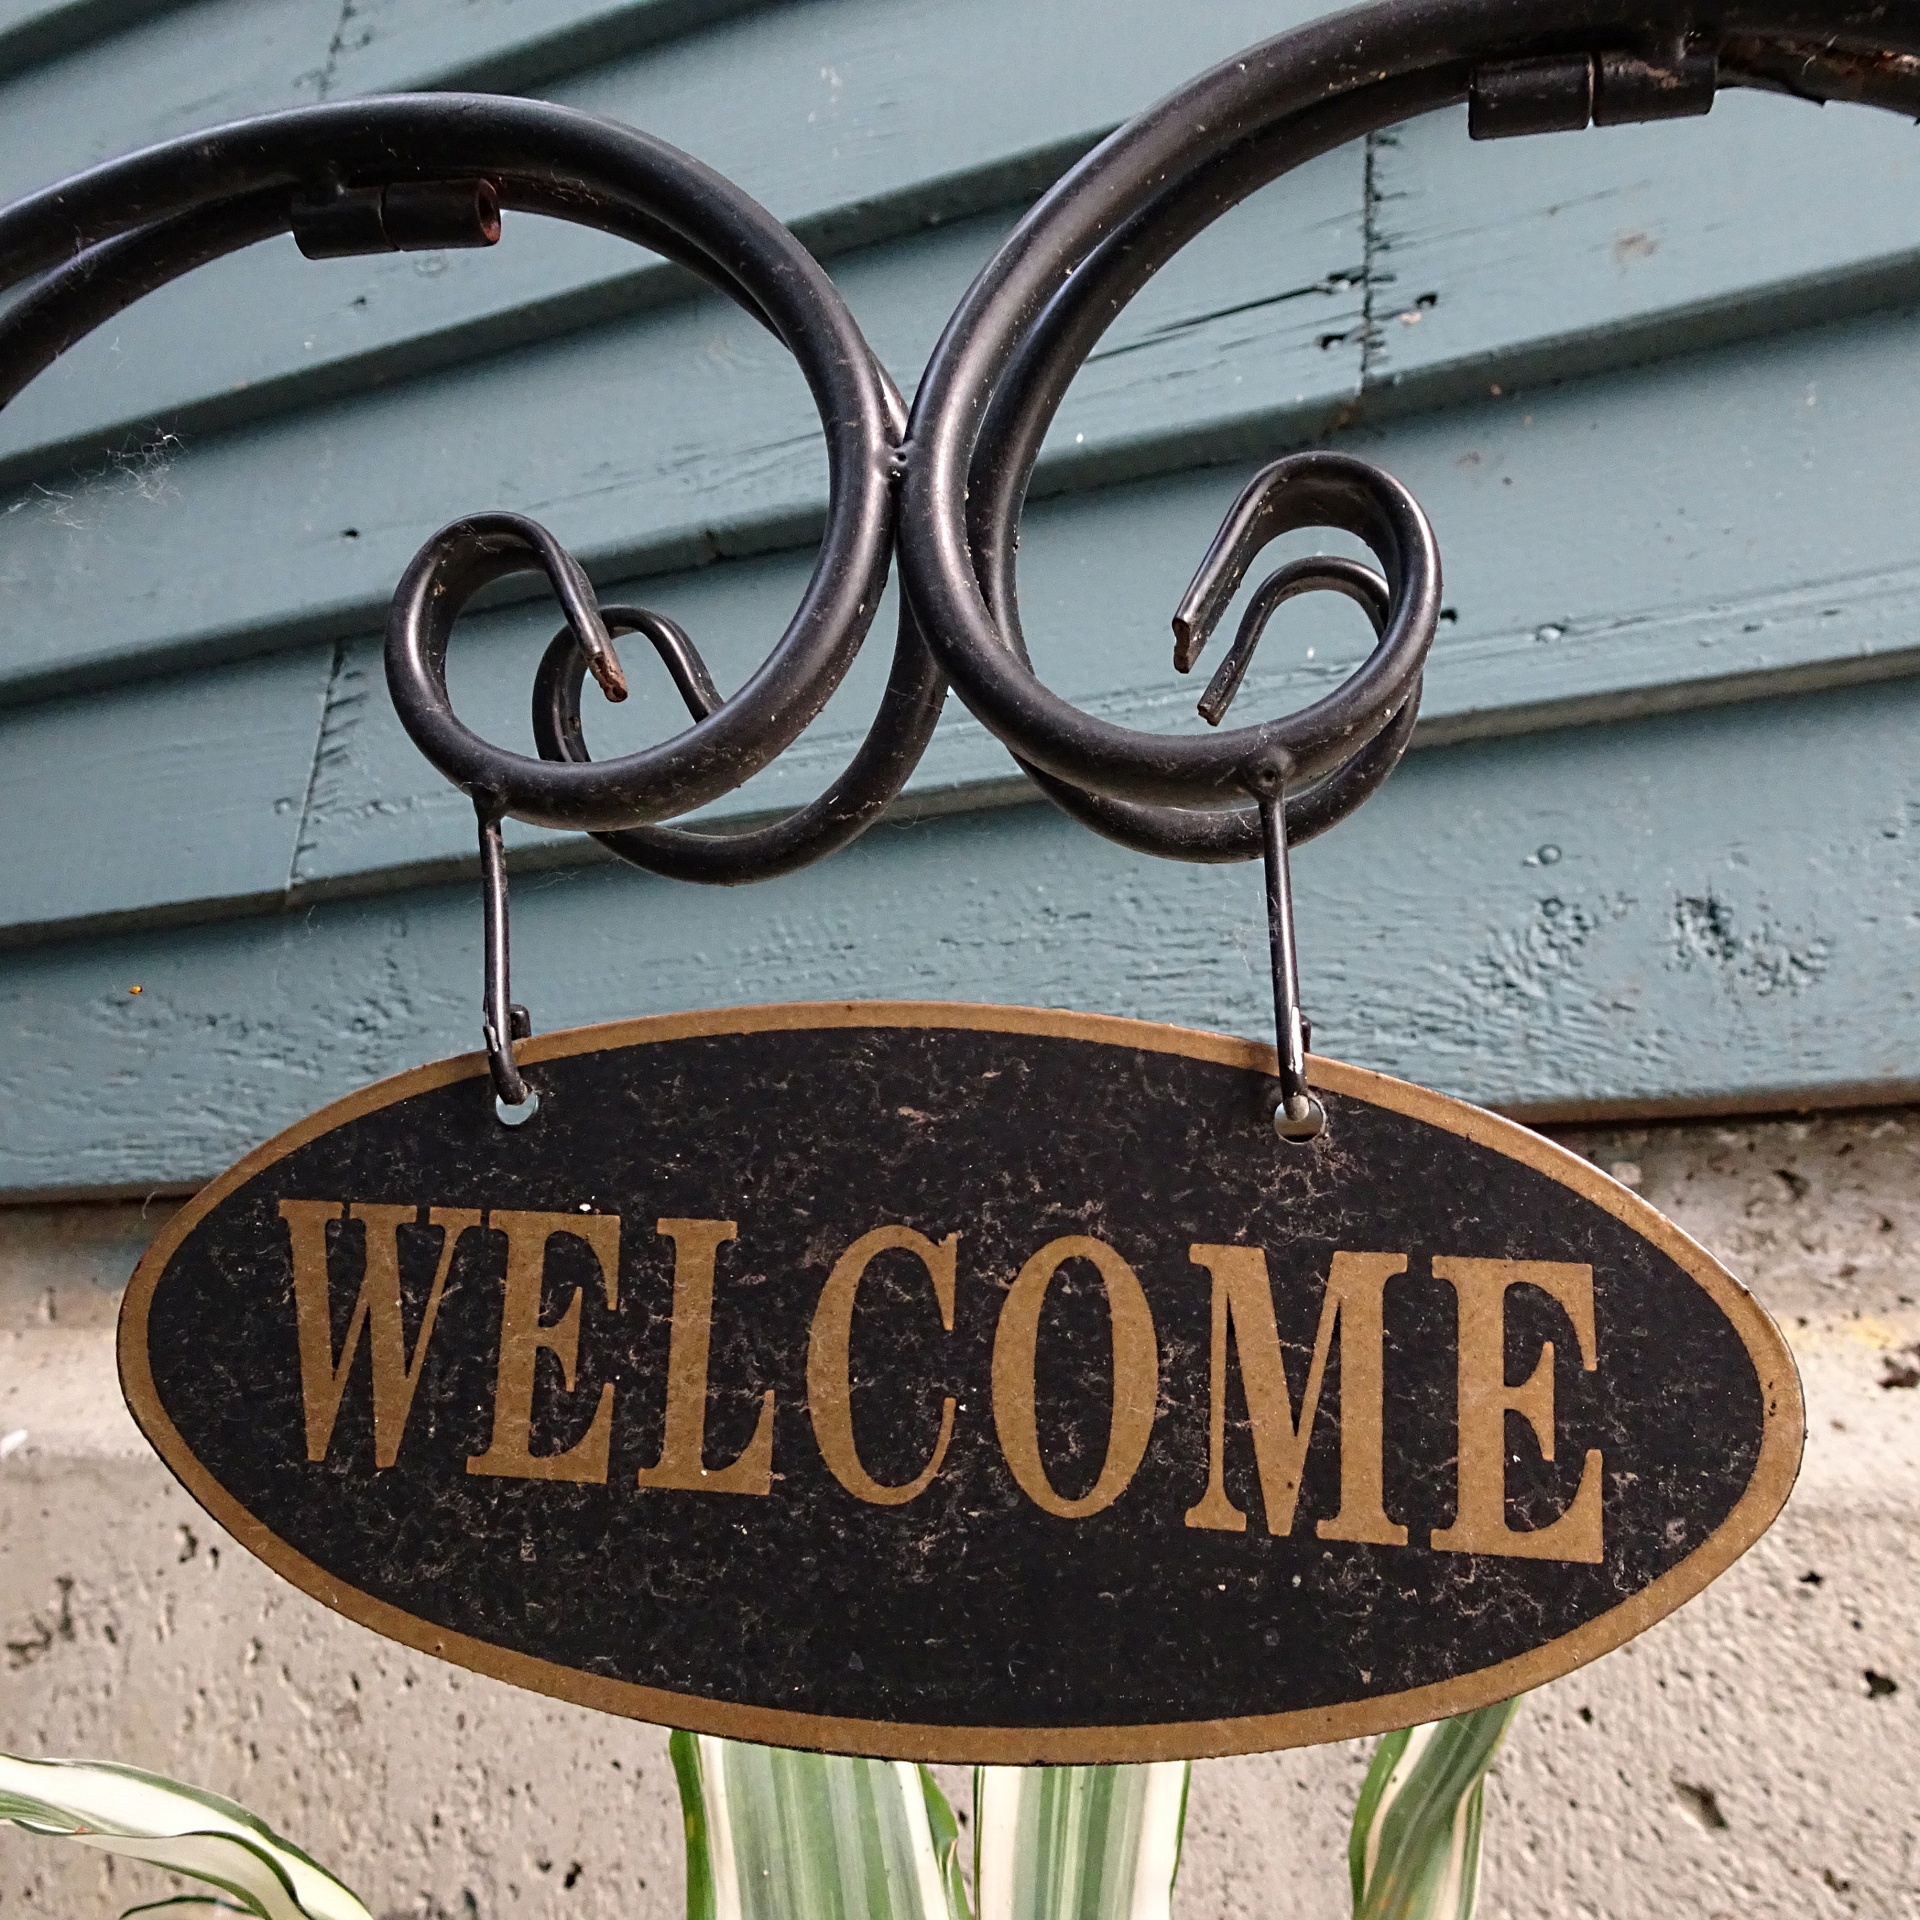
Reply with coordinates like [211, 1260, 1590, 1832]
[10, 4, 1920, 1144]
[0, 92, 930, 1130]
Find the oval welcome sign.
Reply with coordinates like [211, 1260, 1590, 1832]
[120, 1003, 1802, 1763]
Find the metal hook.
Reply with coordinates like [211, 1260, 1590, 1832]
[1195, 554, 1398, 729]
[473, 602, 722, 1125]
[1171, 461, 1326, 677]
[1248, 765, 1325, 1144]
[534, 603, 721, 762]
[476, 800, 537, 1125]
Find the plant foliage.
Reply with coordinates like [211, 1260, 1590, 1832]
[671, 1733, 968, 1920]
[0, 1753, 369, 1920]
[1348, 1700, 1523, 1920]
[3, 1697, 1523, 1920]
[972, 1761, 1189, 1920]
[669, 1742, 1193, 1920]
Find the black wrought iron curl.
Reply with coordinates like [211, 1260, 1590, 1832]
[9, 3, 1920, 1128]
[896, 0, 1920, 1136]
[897, 90, 1455, 1137]
[0, 92, 950, 1113]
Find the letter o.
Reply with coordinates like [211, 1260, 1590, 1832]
[991, 1234, 1159, 1519]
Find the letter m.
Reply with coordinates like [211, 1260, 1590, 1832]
[278, 1201, 479, 1467]
[1185, 1244, 1408, 1545]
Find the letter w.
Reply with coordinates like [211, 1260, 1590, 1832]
[1185, 1245, 1408, 1544]
[279, 1201, 479, 1467]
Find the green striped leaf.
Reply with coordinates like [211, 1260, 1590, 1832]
[670, 1734, 968, 1920]
[971, 1762, 1189, 1920]
[121, 1897, 252, 1920]
[0, 1753, 369, 1920]
[1349, 1700, 1524, 1920]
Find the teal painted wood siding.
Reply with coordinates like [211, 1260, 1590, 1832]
[2, 0, 1917, 1193]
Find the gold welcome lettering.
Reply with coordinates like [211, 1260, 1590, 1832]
[991, 1234, 1159, 1520]
[467, 1210, 622, 1484]
[1182, 1245, 1407, 1545]
[1429, 1257, 1604, 1563]
[807, 1224, 958, 1506]
[280, 1200, 479, 1468]
[633, 1218, 777, 1495]
[278, 1204, 1605, 1561]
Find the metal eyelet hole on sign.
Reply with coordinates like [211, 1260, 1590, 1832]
[1269, 1086, 1328, 1145]
[495, 1089, 541, 1128]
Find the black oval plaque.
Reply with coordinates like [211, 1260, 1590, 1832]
[121, 1003, 1802, 1762]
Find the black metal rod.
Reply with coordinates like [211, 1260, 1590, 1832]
[0, 94, 947, 1122]
[1257, 791, 1326, 1144]
[475, 805, 531, 1114]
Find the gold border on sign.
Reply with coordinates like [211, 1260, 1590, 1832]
[119, 1001, 1806, 1765]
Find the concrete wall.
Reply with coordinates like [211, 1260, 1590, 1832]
[2, 1109, 1915, 1919]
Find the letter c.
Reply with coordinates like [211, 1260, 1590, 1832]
[807, 1225, 959, 1506]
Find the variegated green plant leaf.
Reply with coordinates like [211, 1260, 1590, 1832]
[671, 1733, 968, 1920]
[1349, 1699, 1524, 1920]
[122, 1896, 251, 1920]
[0, 1753, 369, 1920]
[972, 1761, 1188, 1920]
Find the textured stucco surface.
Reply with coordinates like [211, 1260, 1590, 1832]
[1, 1110, 1916, 1918]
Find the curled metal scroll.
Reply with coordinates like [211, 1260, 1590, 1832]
[0, 95, 943, 1111]
[6, 4, 1917, 1124]
[896, 0, 1920, 1129]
